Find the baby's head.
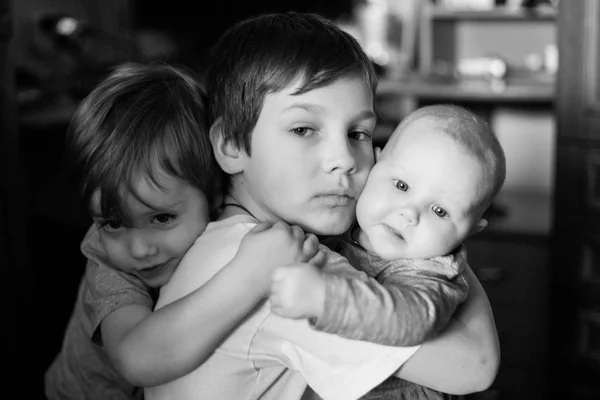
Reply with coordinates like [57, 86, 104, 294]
[206, 12, 378, 235]
[356, 104, 506, 260]
[67, 62, 223, 287]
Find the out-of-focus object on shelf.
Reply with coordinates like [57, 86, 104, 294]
[418, 0, 557, 78]
[436, 0, 496, 11]
[352, 0, 421, 79]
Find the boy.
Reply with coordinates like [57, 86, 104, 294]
[44, 62, 322, 400]
[146, 13, 499, 400]
[270, 104, 506, 399]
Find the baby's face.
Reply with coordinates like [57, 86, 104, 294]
[356, 118, 486, 260]
[90, 171, 210, 288]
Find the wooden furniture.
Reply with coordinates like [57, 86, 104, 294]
[550, 0, 600, 397]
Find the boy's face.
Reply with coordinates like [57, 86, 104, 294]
[234, 75, 376, 235]
[356, 117, 486, 260]
[90, 172, 210, 288]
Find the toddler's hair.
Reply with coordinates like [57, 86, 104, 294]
[388, 104, 506, 213]
[66, 62, 223, 222]
[206, 11, 377, 155]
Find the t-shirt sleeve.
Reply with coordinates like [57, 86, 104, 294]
[314, 245, 470, 347]
[251, 248, 420, 400]
[79, 225, 154, 344]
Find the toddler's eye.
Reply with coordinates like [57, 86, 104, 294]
[394, 180, 409, 192]
[154, 213, 176, 224]
[100, 219, 123, 231]
[432, 206, 447, 218]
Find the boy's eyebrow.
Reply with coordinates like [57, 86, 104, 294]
[354, 110, 377, 121]
[283, 103, 377, 121]
[283, 103, 324, 113]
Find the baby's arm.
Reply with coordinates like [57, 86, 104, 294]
[270, 248, 469, 347]
[102, 222, 324, 387]
[392, 264, 500, 394]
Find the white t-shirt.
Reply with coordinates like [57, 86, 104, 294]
[145, 215, 419, 400]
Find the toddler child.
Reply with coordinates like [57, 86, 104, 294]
[270, 104, 506, 399]
[146, 13, 500, 400]
[44, 62, 322, 400]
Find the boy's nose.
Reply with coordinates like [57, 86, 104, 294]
[322, 137, 357, 175]
[129, 233, 159, 259]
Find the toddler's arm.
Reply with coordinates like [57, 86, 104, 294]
[102, 222, 324, 387]
[270, 247, 469, 346]
[392, 264, 500, 394]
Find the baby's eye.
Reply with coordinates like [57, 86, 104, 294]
[432, 206, 448, 218]
[394, 180, 409, 192]
[153, 213, 176, 224]
[290, 126, 315, 137]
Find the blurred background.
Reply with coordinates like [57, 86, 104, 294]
[2, 0, 599, 399]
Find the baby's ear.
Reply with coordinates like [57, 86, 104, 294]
[470, 218, 488, 235]
[210, 118, 246, 174]
[374, 147, 382, 162]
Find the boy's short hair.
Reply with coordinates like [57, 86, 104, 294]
[67, 62, 223, 222]
[207, 11, 378, 155]
[389, 104, 506, 213]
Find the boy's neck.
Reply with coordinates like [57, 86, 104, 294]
[220, 194, 260, 221]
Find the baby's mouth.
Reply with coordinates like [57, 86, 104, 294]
[384, 224, 404, 241]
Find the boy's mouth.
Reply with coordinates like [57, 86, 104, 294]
[316, 194, 355, 207]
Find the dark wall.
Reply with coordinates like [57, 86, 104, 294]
[133, 0, 353, 69]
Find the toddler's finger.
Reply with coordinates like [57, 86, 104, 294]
[302, 234, 319, 257]
[290, 225, 305, 241]
[308, 249, 326, 268]
[249, 221, 273, 234]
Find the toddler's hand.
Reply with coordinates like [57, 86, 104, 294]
[234, 221, 320, 297]
[270, 264, 326, 320]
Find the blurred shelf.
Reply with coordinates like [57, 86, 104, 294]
[430, 6, 557, 21]
[484, 189, 553, 239]
[377, 74, 555, 104]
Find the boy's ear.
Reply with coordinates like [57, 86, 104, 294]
[374, 147, 382, 162]
[470, 218, 488, 235]
[209, 118, 247, 175]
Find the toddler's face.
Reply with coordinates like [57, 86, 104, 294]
[90, 172, 210, 288]
[236, 74, 376, 235]
[356, 118, 486, 260]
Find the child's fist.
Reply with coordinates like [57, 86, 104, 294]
[235, 221, 321, 297]
[269, 264, 326, 320]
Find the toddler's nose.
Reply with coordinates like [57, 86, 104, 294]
[129, 233, 159, 259]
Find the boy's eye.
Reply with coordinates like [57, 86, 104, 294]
[432, 206, 447, 218]
[290, 126, 315, 136]
[348, 130, 372, 141]
[394, 180, 409, 192]
[153, 213, 176, 224]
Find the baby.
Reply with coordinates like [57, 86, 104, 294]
[271, 104, 506, 350]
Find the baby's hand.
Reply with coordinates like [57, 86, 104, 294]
[234, 221, 320, 297]
[270, 264, 326, 320]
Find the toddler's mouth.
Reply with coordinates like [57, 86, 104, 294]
[138, 259, 173, 279]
